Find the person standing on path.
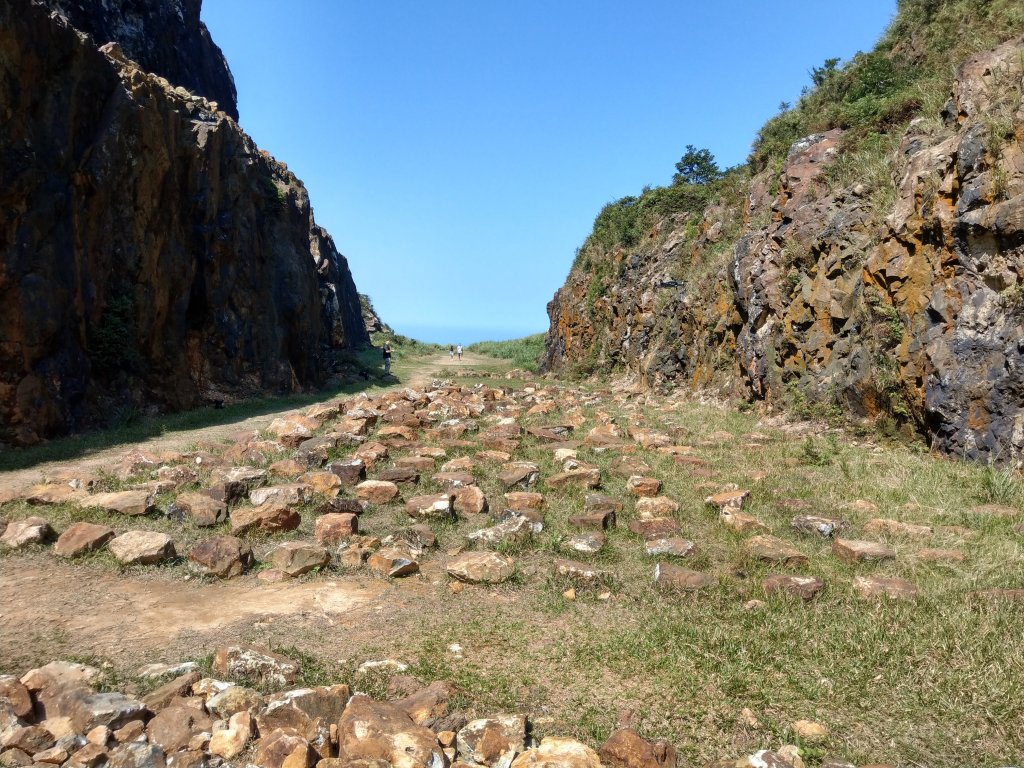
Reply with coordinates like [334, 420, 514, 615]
[383, 342, 392, 375]
[449, 345, 455, 360]
[457, 344, 463, 360]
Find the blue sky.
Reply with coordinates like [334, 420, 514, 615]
[202, 1, 898, 344]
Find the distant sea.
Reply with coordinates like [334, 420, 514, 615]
[392, 324, 544, 346]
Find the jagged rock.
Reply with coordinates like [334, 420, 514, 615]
[628, 518, 680, 539]
[267, 541, 331, 577]
[546, 468, 601, 490]
[187, 536, 253, 578]
[853, 575, 918, 600]
[335, 695, 445, 768]
[378, 467, 420, 484]
[599, 728, 676, 768]
[62, 691, 148, 733]
[326, 459, 366, 485]
[504, 492, 545, 511]
[744, 535, 809, 567]
[791, 515, 847, 538]
[355, 481, 401, 505]
[511, 737, 602, 768]
[212, 646, 299, 688]
[626, 476, 662, 497]
[405, 494, 455, 520]
[25, 485, 87, 506]
[230, 503, 300, 536]
[205, 686, 262, 719]
[313, 513, 358, 545]
[635, 497, 679, 518]
[704, 490, 750, 510]
[832, 539, 896, 563]
[456, 715, 526, 767]
[81, 491, 155, 517]
[249, 483, 313, 507]
[432, 472, 477, 489]
[106, 742, 166, 768]
[453, 485, 488, 515]
[720, 510, 768, 533]
[568, 532, 605, 554]
[447, 552, 515, 584]
[167, 493, 226, 528]
[366, 547, 419, 577]
[142, 672, 201, 713]
[146, 706, 212, 754]
[497, 466, 539, 490]
[654, 563, 714, 591]
[763, 574, 825, 600]
[108, 531, 175, 565]
[394, 681, 453, 726]
[1, 517, 54, 549]
[644, 537, 694, 558]
[467, 515, 533, 548]
[2, 725, 55, 754]
[0, 677, 33, 720]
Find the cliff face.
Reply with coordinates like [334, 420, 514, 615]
[0, 0, 368, 445]
[40, 0, 238, 120]
[544, 37, 1024, 465]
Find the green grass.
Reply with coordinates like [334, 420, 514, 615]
[468, 333, 546, 371]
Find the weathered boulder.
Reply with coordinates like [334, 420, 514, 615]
[1, 517, 54, 549]
[212, 646, 299, 688]
[335, 695, 445, 768]
[187, 536, 253, 578]
[832, 538, 896, 563]
[230, 504, 300, 536]
[267, 542, 331, 577]
[313, 513, 358, 545]
[53, 522, 116, 558]
[81, 492, 155, 517]
[167, 494, 226, 527]
[599, 728, 676, 768]
[108, 531, 176, 565]
[447, 552, 515, 584]
[355, 481, 401, 505]
[457, 715, 526, 768]
[511, 737, 602, 768]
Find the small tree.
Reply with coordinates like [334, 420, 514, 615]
[673, 145, 721, 186]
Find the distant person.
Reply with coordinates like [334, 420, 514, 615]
[457, 344, 463, 360]
[449, 345, 455, 360]
[383, 342, 392, 374]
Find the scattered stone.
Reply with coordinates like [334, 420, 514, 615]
[64, 691, 148, 733]
[0, 676, 33, 719]
[142, 672, 202, 713]
[355, 480, 401, 504]
[313, 513, 359, 545]
[763, 574, 825, 600]
[720, 510, 768, 533]
[208, 467, 268, 504]
[704, 489, 750, 510]
[392, 456, 434, 472]
[253, 727, 315, 768]
[249, 483, 313, 507]
[298, 471, 343, 497]
[644, 537, 695, 558]
[80, 491, 156, 517]
[635, 497, 679, 518]
[457, 714, 526, 768]
[367, 547, 419, 577]
[498, 465, 539, 490]
[554, 559, 609, 583]
[335, 695, 445, 768]
[568, 532, 605, 554]
[654, 563, 715, 591]
[267, 541, 331, 577]
[405, 494, 455, 520]
[453, 485, 488, 515]
[570, 510, 616, 530]
[212, 646, 299, 688]
[853, 575, 918, 600]
[269, 459, 307, 479]
[187, 536, 253, 578]
[167, 493, 226, 528]
[146, 706, 213, 754]
[626, 476, 662, 497]
[378, 467, 420, 484]
[599, 727, 676, 768]
[267, 417, 316, 448]
[832, 539, 896, 564]
[432, 471, 476, 489]
[791, 515, 847, 538]
[108, 531, 176, 566]
[1, 517, 54, 549]
[325, 459, 366, 485]
[504, 492, 545, 512]
[546, 468, 601, 490]
[744, 535, 809, 567]
[467, 514, 534, 548]
[511, 737, 602, 768]
[25, 485, 86, 506]
[864, 518, 933, 538]
[3, 725, 55, 755]
[791, 719, 828, 742]
[447, 552, 515, 584]
[53, 522, 115, 558]
[205, 686, 262, 719]
[229, 503, 300, 536]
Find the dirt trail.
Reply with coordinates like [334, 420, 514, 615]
[0, 352, 497, 495]
[0, 352, 503, 671]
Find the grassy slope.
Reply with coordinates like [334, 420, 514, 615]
[468, 333, 546, 371]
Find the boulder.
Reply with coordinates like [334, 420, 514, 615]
[394, 681, 454, 726]
[208, 467, 268, 504]
[567, 532, 605, 554]
[628, 518, 680, 539]
[146, 706, 213, 754]
[62, 691, 149, 733]
[504, 492, 544, 511]
[81, 491, 155, 517]
[635, 497, 679, 518]
[142, 672, 201, 713]
[252, 728, 316, 768]
[498, 466, 539, 490]
[654, 563, 714, 591]
[187, 536, 253, 578]
[298, 472, 343, 498]
[249, 483, 313, 507]
[404, 494, 456, 520]
[453, 486, 488, 515]
[447, 552, 515, 584]
[53, 522, 115, 558]
[704, 490, 750, 510]
[457, 715, 526, 768]
[229, 504, 300, 536]
[367, 547, 419, 577]
[335, 695, 445, 768]
[313, 513, 358, 545]
[325, 459, 366, 485]
[467, 515, 533, 548]
[511, 737, 602, 768]
[267, 541, 331, 577]
[545, 469, 601, 490]
[167, 493, 225, 527]
[108, 531, 176, 565]
[832, 539, 896, 563]
[212, 646, 299, 688]
[626, 476, 662, 497]
[744, 535, 809, 567]
[790, 515, 848, 538]
[599, 728, 676, 768]
[432, 472, 476, 489]
[644, 537, 695, 558]
[105, 742, 167, 768]
[0, 677, 33, 720]
[553, 559, 609, 583]
[0, 517, 54, 549]
[763, 574, 825, 600]
[355, 481, 401, 505]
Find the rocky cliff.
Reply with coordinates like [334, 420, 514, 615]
[544, 20, 1024, 465]
[0, 0, 369, 445]
[40, 0, 238, 120]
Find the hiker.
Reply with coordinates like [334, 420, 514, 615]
[383, 342, 392, 374]
[449, 345, 455, 360]
[457, 344, 463, 360]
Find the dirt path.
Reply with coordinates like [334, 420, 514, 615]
[0, 352, 500, 496]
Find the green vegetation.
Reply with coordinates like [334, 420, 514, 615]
[468, 333, 546, 371]
[369, 331, 445, 356]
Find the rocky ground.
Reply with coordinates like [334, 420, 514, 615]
[1, 355, 1023, 768]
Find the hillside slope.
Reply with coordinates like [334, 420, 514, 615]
[0, 0, 368, 445]
[543, 0, 1024, 465]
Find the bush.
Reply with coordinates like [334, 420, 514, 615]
[468, 333, 546, 371]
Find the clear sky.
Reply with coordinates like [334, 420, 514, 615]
[201, 1, 898, 344]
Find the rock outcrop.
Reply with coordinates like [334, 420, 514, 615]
[40, 0, 238, 120]
[0, 0, 369, 445]
[543, 36, 1024, 465]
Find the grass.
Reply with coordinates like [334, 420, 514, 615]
[468, 333, 546, 371]
[2, 359, 1023, 765]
